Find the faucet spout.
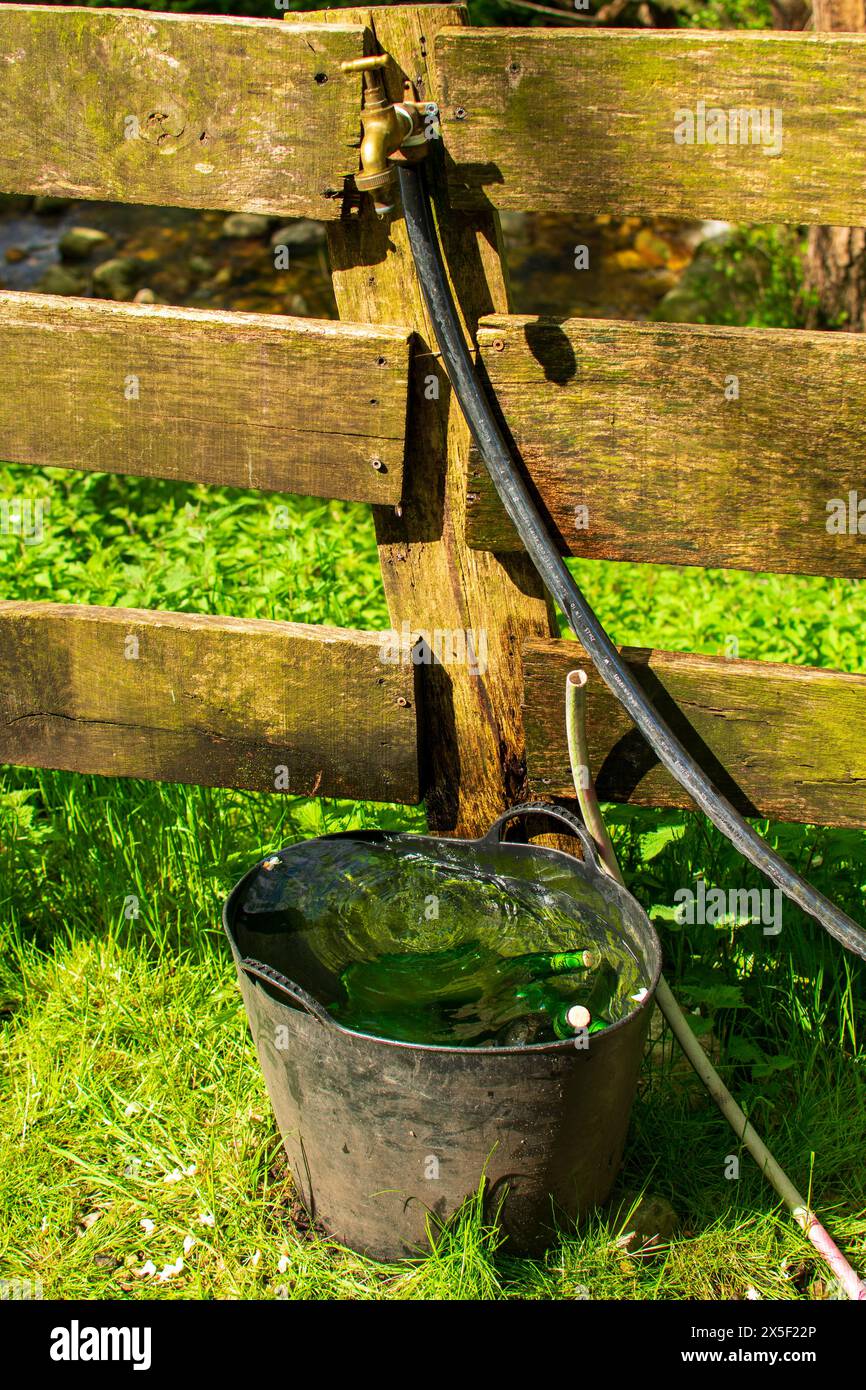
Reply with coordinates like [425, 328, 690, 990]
[340, 54, 429, 215]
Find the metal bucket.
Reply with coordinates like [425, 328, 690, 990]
[223, 802, 661, 1260]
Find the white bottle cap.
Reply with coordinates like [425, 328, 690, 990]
[566, 1004, 591, 1030]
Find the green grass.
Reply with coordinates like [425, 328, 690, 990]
[1, 460, 864, 1300]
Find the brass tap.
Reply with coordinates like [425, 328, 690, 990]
[340, 54, 431, 215]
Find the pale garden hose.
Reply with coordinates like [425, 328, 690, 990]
[397, 159, 866, 963]
[566, 668, 866, 1302]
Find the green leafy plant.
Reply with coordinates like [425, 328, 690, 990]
[666, 225, 818, 330]
[681, 0, 773, 28]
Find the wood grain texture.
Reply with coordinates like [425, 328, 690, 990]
[0, 291, 410, 504]
[0, 602, 419, 801]
[467, 314, 866, 578]
[436, 28, 866, 223]
[293, 6, 556, 836]
[523, 638, 866, 827]
[0, 5, 365, 218]
[813, 0, 866, 28]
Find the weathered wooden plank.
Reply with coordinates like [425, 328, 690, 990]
[466, 315, 866, 578]
[0, 6, 366, 219]
[0, 602, 419, 802]
[436, 28, 866, 223]
[523, 638, 866, 827]
[0, 292, 409, 504]
[295, 5, 556, 836]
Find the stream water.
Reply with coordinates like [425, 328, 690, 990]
[0, 196, 718, 322]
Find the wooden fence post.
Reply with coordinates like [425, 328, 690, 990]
[805, 0, 866, 331]
[290, 4, 555, 837]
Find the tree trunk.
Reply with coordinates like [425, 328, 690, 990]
[812, 0, 865, 23]
[804, 0, 866, 330]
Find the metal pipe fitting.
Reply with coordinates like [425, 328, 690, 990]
[341, 54, 429, 215]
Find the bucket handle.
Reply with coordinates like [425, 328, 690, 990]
[480, 800, 604, 872]
[239, 956, 334, 1027]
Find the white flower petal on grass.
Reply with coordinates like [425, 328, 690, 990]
[197, 1213, 215, 1227]
[163, 1163, 196, 1185]
[251, 1249, 262, 1268]
[137, 1260, 157, 1278]
[745, 1287, 760, 1300]
[40, 1217, 48, 1233]
[140, 1218, 155, 1236]
[157, 1257, 184, 1282]
[277, 1254, 290, 1274]
[183, 1236, 195, 1255]
[124, 1102, 142, 1117]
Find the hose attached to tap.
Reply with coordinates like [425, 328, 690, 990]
[396, 159, 866, 963]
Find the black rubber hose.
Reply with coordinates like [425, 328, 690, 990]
[397, 161, 866, 961]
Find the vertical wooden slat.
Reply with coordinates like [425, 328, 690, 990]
[290, 5, 555, 835]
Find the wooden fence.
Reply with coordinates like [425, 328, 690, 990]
[1, 3, 865, 837]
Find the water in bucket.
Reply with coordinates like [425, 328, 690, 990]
[329, 940, 632, 1045]
[234, 836, 648, 1047]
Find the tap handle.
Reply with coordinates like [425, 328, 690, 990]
[340, 54, 389, 75]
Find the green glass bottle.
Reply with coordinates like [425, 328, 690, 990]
[334, 999, 593, 1048]
[499, 1002, 592, 1045]
[338, 940, 600, 1013]
[485, 979, 580, 1040]
[551, 1002, 591, 1039]
[500, 964, 619, 1042]
[584, 960, 619, 1019]
[565, 962, 620, 1033]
